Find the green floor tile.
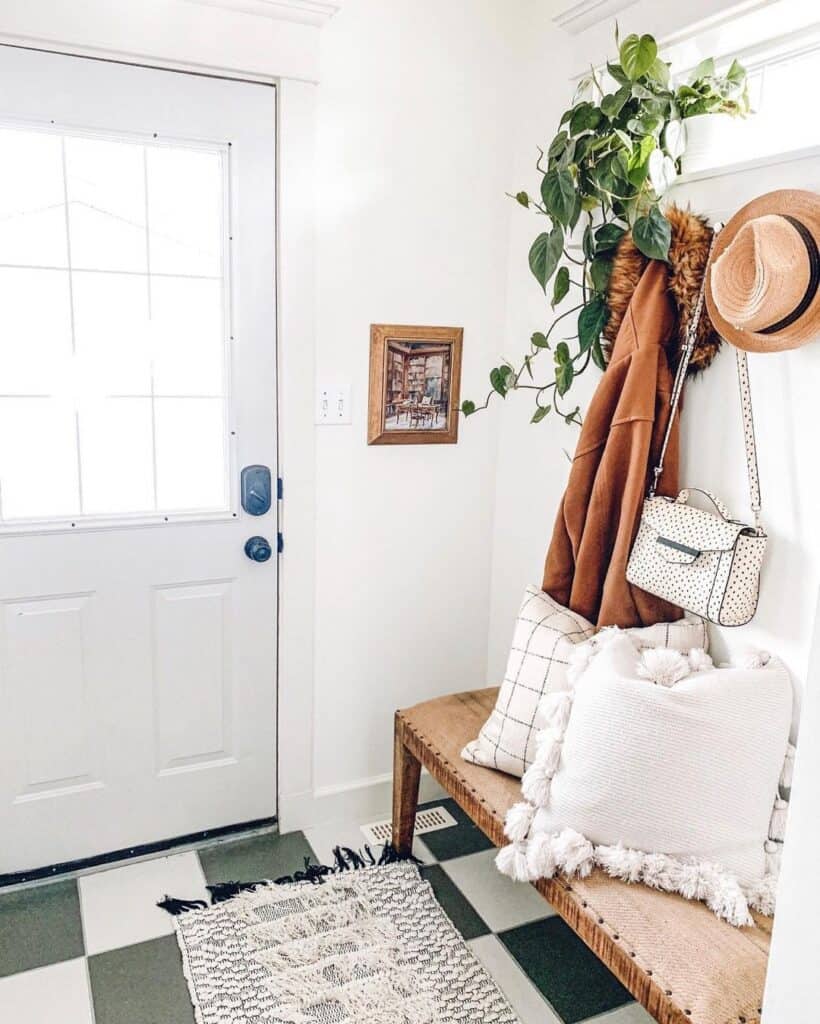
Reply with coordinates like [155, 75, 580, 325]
[416, 798, 494, 861]
[499, 916, 633, 1024]
[197, 829, 317, 886]
[0, 879, 84, 977]
[88, 934, 194, 1024]
[420, 863, 490, 941]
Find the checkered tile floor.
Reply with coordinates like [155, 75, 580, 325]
[0, 798, 652, 1024]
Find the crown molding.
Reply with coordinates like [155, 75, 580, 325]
[183, 0, 343, 27]
[552, 0, 636, 35]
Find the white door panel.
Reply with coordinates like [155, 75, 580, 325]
[0, 48, 278, 874]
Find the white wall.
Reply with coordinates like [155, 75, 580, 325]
[302, 0, 528, 815]
[485, 4, 586, 685]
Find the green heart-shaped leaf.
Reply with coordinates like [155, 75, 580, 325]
[461, 400, 476, 416]
[692, 57, 715, 82]
[555, 360, 574, 397]
[589, 257, 612, 294]
[726, 59, 746, 87]
[633, 206, 672, 261]
[620, 33, 658, 81]
[606, 61, 630, 85]
[601, 85, 631, 119]
[648, 57, 670, 87]
[541, 169, 580, 228]
[569, 102, 603, 136]
[490, 367, 507, 397]
[591, 336, 607, 371]
[594, 223, 626, 252]
[531, 405, 551, 424]
[548, 131, 569, 161]
[531, 331, 549, 349]
[552, 266, 570, 308]
[528, 224, 564, 291]
[578, 295, 608, 352]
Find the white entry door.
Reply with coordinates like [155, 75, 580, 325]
[0, 47, 278, 874]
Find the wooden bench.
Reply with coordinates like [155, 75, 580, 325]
[392, 687, 772, 1024]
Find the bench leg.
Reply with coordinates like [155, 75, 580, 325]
[392, 715, 421, 856]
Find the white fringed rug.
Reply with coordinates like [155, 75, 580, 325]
[172, 862, 520, 1024]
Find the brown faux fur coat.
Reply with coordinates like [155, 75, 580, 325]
[542, 206, 718, 628]
[603, 205, 720, 374]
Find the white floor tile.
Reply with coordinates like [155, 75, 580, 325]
[79, 851, 207, 955]
[588, 1002, 654, 1022]
[304, 820, 436, 866]
[0, 959, 93, 1024]
[442, 848, 554, 932]
[468, 935, 561, 1024]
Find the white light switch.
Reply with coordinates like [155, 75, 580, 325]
[316, 381, 352, 425]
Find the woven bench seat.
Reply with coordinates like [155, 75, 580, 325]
[392, 687, 772, 1024]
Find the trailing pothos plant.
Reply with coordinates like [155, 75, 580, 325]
[461, 31, 749, 426]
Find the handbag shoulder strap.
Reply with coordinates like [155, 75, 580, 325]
[648, 225, 763, 528]
[735, 346, 762, 527]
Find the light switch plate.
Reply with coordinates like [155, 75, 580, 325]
[316, 381, 352, 425]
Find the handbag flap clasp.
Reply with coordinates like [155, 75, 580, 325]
[641, 495, 748, 553]
[656, 535, 701, 564]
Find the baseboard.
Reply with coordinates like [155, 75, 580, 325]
[278, 769, 446, 834]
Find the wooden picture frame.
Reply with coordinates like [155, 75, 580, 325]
[368, 324, 463, 445]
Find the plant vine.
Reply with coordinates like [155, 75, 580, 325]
[461, 30, 749, 426]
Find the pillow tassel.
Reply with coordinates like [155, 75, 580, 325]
[535, 733, 562, 775]
[636, 647, 690, 687]
[496, 842, 531, 882]
[746, 872, 778, 916]
[552, 828, 594, 878]
[764, 839, 782, 876]
[539, 691, 573, 732]
[688, 647, 713, 673]
[641, 853, 685, 892]
[768, 797, 788, 841]
[705, 872, 753, 929]
[521, 760, 552, 807]
[566, 643, 594, 687]
[779, 743, 796, 790]
[595, 843, 644, 883]
[526, 832, 558, 878]
[504, 802, 535, 843]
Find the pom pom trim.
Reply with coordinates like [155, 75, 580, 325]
[497, 830, 778, 927]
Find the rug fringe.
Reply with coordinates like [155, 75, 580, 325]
[158, 842, 421, 916]
[157, 895, 209, 915]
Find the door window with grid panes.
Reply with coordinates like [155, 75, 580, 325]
[0, 124, 232, 528]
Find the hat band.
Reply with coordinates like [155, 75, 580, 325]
[759, 215, 820, 335]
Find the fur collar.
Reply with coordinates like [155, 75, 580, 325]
[602, 206, 720, 376]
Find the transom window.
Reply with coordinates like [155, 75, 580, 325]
[0, 124, 232, 527]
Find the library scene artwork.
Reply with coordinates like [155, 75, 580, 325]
[368, 324, 463, 445]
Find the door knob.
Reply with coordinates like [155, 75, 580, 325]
[244, 536, 272, 562]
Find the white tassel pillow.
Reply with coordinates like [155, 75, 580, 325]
[461, 585, 709, 777]
[498, 631, 793, 925]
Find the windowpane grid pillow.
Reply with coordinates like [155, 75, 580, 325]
[462, 586, 709, 777]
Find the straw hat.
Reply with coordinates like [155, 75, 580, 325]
[706, 189, 820, 352]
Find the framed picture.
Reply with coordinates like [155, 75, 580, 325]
[368, 324, 463, 445]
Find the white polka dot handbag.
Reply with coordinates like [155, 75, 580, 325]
[627, 231, 767, 626]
